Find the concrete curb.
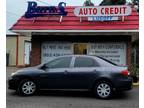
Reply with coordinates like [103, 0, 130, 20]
[133, 82, 139, 86]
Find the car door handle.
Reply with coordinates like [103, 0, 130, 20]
[64, 70, 68, 75]
[40, 74, 48, 77]
[92, 69, 97, 72]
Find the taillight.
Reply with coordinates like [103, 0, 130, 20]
[121, 70, 129, 76]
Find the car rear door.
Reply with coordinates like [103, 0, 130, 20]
[65, 56, 99, 89]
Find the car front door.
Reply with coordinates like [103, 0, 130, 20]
[39, 56, 72, 89]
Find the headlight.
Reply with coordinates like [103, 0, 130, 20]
[8, 76, 13, 80]
[11, 72, 16, 76]
[9, 73, 19, 81]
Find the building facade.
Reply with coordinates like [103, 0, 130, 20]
[6, 34, 31, 67]
[10, 5, 139, 67]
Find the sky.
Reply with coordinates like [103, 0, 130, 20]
[6, 0, 132, 34]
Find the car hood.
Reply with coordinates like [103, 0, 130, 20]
[13, 65, 43, 75]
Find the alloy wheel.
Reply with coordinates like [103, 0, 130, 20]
[96, 82, 111, 98]
[21, 81, 36, 95]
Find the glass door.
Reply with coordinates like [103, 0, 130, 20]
[74, 43, 87, 55]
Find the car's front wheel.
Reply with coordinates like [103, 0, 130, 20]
[18, 79, 37, 96]
[94, 81, 113, 99]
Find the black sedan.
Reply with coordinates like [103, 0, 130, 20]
[8, 55, 132, 99]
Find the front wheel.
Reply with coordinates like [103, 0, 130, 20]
[18, 79, 37, 96]
[94, 81, 113, 99]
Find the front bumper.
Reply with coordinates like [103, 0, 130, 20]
[8, 76, 20, 90]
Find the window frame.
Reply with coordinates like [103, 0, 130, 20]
[44, 56, 73, 69]
[73, 56, 99, 68]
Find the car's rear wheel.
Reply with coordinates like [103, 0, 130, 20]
[18, 79, 37, 96]
[94, 81, 113, 99]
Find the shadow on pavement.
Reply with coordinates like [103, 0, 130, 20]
[7, 89, 132, 100]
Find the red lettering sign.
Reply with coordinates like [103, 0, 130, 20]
[89, 8, 92, 15]
[93, 8, 97, 15]
[74, 6, 132, 17]
[79, 8, 83, 15]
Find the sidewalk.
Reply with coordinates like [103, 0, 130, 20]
[133, 82, 139, 86]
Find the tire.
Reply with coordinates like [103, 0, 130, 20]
[18, 79, 37, 96]
[94, 81, 113, 99]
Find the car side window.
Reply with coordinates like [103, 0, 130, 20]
[45, 57, 72, 69]
[74, 57, 98, 67]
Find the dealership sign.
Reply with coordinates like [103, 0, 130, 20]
[25, 1, 68, 18]
[87, 43, 126, 65]
[74, 5, 132, 17]
[88, 16, 119, 21]
[41, 43, 73, 63]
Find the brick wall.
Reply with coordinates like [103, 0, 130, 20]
[30, 37, 41, 66]
[127, 42, 132, 67]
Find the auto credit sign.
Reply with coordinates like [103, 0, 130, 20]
[74, 5, 132, 17]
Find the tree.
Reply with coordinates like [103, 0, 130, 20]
[133, 0, 139, 5]
[83, 0, 94, 6]
[132, 0, 139, 12]
[100, 0, 126, 5]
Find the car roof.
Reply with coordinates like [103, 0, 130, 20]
[57, 54, 97, 58]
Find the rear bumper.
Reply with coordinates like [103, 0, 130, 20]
[113, 77, 133, 91]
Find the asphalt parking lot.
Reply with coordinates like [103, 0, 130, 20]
[6, 67, 139, 108]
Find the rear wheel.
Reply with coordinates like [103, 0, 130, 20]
[18, 79, 37, 96]
[94, 81, 113, 99]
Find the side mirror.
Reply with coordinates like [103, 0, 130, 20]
[41, 64, 47, 70]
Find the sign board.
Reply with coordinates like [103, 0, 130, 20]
[74, 5, 132, 17]
[88, 16, 119, 21]
[41, 43, 73, 63]
[87, 43, 126, 65]
[25, 1, 68, 18]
